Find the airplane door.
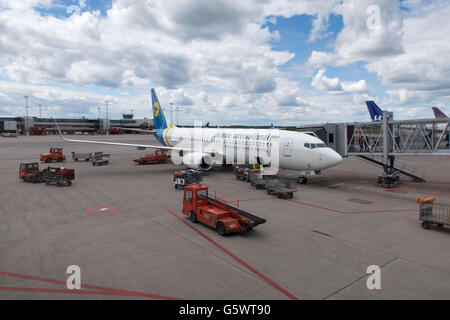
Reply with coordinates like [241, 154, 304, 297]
[284, 138, 294, 157]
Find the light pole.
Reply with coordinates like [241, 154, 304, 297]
[104, 97, 111, 135]
[170, 103, 174, 126]
[39, 104, 42, 118]
[24, 96, 29, 136]
[176, 106, 180, 126]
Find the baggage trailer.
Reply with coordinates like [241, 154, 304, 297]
[182, 184, 266, 236]
[71, 152, 92, 162]
[19, 163, 43, 183]
[234, 166, 251, 182]
[91, 152, 110, 166]
[249, 169, 265, 189]
[40, 147, 66, 163]
[42, 167, 75, 187]
[173, 170, 203, 189]
[265, 175, 298, 199]
[133, 150, 171, 165]
[418, 197, 450, 230]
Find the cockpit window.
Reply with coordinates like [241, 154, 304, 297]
[305, 143, 327, 149]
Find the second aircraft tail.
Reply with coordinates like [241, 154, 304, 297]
[366, 101, 383, 122]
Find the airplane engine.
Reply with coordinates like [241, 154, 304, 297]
[182, 152, 213, 171]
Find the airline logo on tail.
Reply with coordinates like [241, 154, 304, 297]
[432, 107, 448, 119]
[153, 101, 160, 118]
[366, 101, 383, 122]
[151, 88, 168, 130]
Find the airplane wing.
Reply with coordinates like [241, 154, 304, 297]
[56, 122, 183, 151]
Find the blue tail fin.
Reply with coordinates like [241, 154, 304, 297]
[151, 89, 168, 130]
[366, 101, 383, 122]
[432, 107, 447, 119]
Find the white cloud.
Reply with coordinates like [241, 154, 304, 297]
[311, 69, 342, 91]
[0, 0, 448, 124]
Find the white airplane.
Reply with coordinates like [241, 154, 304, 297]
[58, 89, 342, 173]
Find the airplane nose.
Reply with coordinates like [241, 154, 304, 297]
[323, 149, 343, 168]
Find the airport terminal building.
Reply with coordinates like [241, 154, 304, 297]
[0, 114, 154, 136]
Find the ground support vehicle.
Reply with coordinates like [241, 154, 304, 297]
[40, 147, 66, 163]
[133, 150, 171, 165]
[19, 163, 43, 183]
[182, 184, 266, 236]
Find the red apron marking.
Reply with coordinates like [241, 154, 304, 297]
[163, 206, 299, 300]
[0, 271, 181, 300]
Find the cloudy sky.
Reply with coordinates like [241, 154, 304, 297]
[0, 0, 449, 125]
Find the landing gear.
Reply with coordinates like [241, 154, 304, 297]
[298, 177, 308, 184]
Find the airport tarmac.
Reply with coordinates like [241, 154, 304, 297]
[0, 135, 449, 300]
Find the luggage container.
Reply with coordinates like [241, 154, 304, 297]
[71, 152, 92, 162]
[418, 197, 450, 230]
[91, 152, 110, 166]
[249, 169, 265, 189]
[264, 175, 298, 199]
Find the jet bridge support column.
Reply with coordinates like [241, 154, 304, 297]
[379, 111, 400, 187]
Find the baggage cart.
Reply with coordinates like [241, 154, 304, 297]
[418, 197, 450, 230]
[265, 175, 298, 199]
[91, 152, 110, 166]
[249, 169, 265, 189]
[42, 167, 75, 187]
[71, 152, 92, 162]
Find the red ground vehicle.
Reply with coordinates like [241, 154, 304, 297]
[19, 163, 74, 186]
[29, 126, 46, 136]
[133, 150, 171, 165]
[19, 163, 42, 183]
[182, 184, 266, 236]
[40, 147, 66, 163]
[109, 128, 123, 135]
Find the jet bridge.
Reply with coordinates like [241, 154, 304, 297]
[297, 111, 450, 185]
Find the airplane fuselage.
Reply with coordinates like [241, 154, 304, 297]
[155, 127, 342, 171]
